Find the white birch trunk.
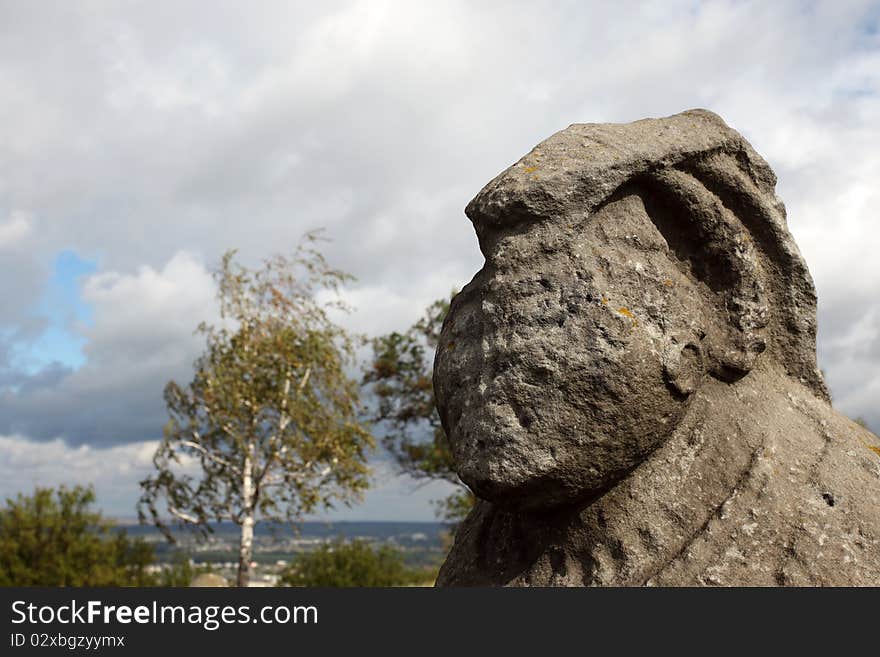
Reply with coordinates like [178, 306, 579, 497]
[237, 441, 255, 587]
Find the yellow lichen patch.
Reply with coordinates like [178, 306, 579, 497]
[617, 307, 638, 326]
[856, 435, 880, 458]
[446, 341, 456, 351]
[663, 279, 674, 287]
[862, 439, 880, 457]
[523, 165, 538, 174]
[601, 297, 608, 304]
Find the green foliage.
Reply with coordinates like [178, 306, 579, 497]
[364, 295, 474, 524]
[154, 552, 217, 587]
[279, 539, 427, 587]
[0, 485, 155, 586]
[139, 232, 375, 586]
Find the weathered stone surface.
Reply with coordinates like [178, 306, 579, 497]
[434, 109, 880, 586]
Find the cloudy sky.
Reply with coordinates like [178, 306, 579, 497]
[0, 0, 878, 520]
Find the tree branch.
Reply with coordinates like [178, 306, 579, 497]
[296, 366, 311, 394]
[179, 440, 242, 475]
[166, 505, 202, 525]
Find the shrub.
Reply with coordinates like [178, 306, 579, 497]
[279, 539, 425, 587]
[0, 486, 155, 586]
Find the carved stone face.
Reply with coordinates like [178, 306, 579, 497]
[434, 189, 722, 510]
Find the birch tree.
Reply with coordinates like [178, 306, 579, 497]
[138, 235, 374, 587]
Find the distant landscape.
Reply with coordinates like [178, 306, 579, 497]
[120, 521, 451, 586]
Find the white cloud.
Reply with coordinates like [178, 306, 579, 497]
[0, 434, 159, 517]
[81, 251, 218, 369]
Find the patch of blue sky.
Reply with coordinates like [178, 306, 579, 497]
[12, 250, 98, 374]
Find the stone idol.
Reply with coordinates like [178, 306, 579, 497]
[434, 110, 880, 586]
